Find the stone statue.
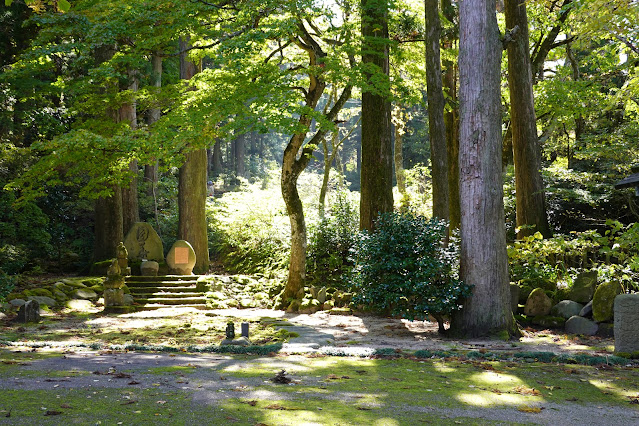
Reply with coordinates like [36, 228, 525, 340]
[106, 258, 121, 277]
[225, 322, 235, 340]
[116, 242, 128, 270]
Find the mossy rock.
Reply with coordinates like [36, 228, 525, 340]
[322, 300, 335, 311]
[6, 292, 23, 302]
[592, 281, 623, 322]
[51, 282, 73, 294]
[299, 298, 321, 314]
[552, 287, 570, 304]
[30, 288, 54, 298]
[524, 288, 552, 316]
[568, 270, 598, 303]
[518, 285, 534, 304]
[82, 278, 104, 287]
[286, 299, 301, 313]
[519, 277, 556, 292]
[206, 291, 226, 300]
[52, 289, 69, 302]
[514, 314, 532, 325]
[61, 279, 88, 289]
[89, 284, 104, 293]
[122, 284, 130, 294]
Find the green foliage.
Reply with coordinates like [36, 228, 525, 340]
[307, 190, 359, 288]
[348, 211, 471, 320]
[0, 273, 17, 303]
[207, 175, 290, 275]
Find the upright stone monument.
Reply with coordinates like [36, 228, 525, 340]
[166, 240, 196, 275]
[17, 299, 40, 323]
[123, 222, 164, 262]
[614, 293, 639, 354]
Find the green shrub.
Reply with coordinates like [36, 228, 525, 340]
[348, 211, 472, 330]
[0, 273, 16, 303]
[307, 190, 359, 288]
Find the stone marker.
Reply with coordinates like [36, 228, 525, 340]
[17, 299, 40, 323]
[166, 240, 196, 275]
[614, 293, 639, 353]
[524, 288, 552, 316]
[140, 260, 159, 276]
[123, 222, 164, 262]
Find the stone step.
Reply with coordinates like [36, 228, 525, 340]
[130, 291, 204, 298]
[126, 275, 199, 282]
[134, 297, 208, 305]
[126, 280, 198, 288]
[129, 286, 199, 294]
[135, 303, 209, 311]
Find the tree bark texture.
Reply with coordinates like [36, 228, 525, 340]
[451, 0, 517, 338]
[144, 53, 162, 197]
[94, 185, 123, 262]
[178, 39, 209, 274]
[442, 0, 460, 229]
[505, 0, 551, 239]
[360, 0, 393, 231]
[425, 0, 449, 220]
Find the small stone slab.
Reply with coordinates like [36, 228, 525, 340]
[166, 240, 196, 275]
[614, 293, 639, 353]
[123, 222, 164, 262]
[17, 300, 40, 323]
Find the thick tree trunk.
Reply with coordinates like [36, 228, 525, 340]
[178, 38, 209, 274]
[360, 0, 393, 231]
[425, 0, 449, 220]
[120, 71, 139, 236]
[451, 0, 518, 338]
[94, 185, 124, 262]
[442, 0, 460, 230]
[505, 0, 551, 239]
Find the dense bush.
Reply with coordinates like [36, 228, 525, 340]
[348, 211, 472, 331]
[0, 273, 16, 302]
[307, 190, 359, 288]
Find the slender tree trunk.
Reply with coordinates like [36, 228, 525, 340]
[566, 42, 585, 151]
[451, 0, 518, 338]
[145, 53, 162, 198]
[177, 38, 209, 274]
[319, 131, 335, 217]
[235, 133, 246, 178]
[442, 0, 460, 230]
[360, 0, 393, 231]
[505, 0, 551, 239]
[392, 106, 407, 207]
[212, 140, 223, 176]
[94, 185, 124, 262]
[425, 0, 449, 220]
[120, 70, 139, 236]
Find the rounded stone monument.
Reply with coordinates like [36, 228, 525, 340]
[167, 240, 196, 275]
[123, 222, 164, 262]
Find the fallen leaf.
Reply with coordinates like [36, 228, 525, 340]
[513, 386, 541, 396]
[491, 388, 502, 394]
[356, 406, 373, 411]
[388, 377, 401, 382]
[60, 404, 72, 409]
[243, 400, 257, 406]
[120, 400, 137, 405]
[517, 405, 542, 413]
[265, 404, 286, 410]
[156, 401, 167, 405]
[128, 381, 140, 385]
[565, 397, 579, 402]
[44, 410, 63, 416]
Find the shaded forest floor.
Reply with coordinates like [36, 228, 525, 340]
[1, 307, 638, 425]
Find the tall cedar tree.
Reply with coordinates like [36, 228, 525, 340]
[425, 0, 449, 221]
[360, 0, 393, 231]
[451, 0, 518, 338]
[504, 0, 551, 238]
[177, 39, 209, 274]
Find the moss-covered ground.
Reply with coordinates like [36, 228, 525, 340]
[0, 348, 637, 425]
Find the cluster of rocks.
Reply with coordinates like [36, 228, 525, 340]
[196, 275, 279, 309]
[517, 270, 625, 337]
[284, 286, 354, 314]
[5, 277, 135, 321]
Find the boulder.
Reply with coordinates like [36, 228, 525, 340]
[72, 288, 98, 300]
[524, 288, 552, 316]
[592, 281, 623, 322]
[579, 300, 593, 318]
[123, 222, 164, 262]
[27, 295, 57, 308]
[166, 240, 196, 275]
[17, 300, 40, 323]
[550, 300, 584, 319]
[52, 289, 69, 302]
[140, 260, 159, 276]
[9, 298, 26, 307]
[568, 270, 598, 303]
[614, 293, 639, 354]
[565, 315, 598, 336]
[317, 287, 327, 304]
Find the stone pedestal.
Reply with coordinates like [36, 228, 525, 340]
[614, 293, 639, 354]
[104, 288, 125, 306]
[140, 260, 159, 276]
[103, 259, 128, 312]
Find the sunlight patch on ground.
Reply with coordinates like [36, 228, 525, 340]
[456, 391, 534, 407]
[468, 371, 523, 386]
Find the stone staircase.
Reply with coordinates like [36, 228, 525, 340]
[125, 275, 209, 310]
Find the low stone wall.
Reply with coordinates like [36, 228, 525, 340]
[614, 293, 639, 354]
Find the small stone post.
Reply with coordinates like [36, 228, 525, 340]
[614, 293, 639, 354]
[104, 259, 126, 312]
